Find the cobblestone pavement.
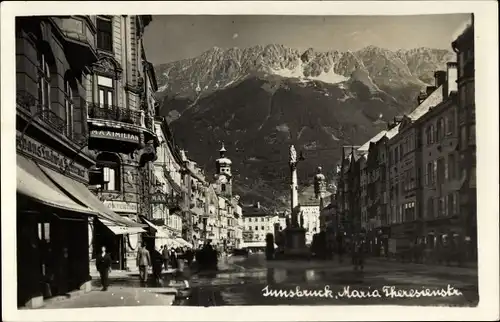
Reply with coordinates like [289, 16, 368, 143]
[178, 254, 478, 307]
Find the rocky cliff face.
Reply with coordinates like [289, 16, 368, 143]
[154, 45, 454, 210]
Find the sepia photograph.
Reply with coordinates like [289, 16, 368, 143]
[1, 1, 498, 321]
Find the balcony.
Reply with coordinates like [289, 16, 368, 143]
[17, 90, 88, 147]
[88, 103, 143, 126]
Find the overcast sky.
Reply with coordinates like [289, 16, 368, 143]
[143, 14, 471, 65]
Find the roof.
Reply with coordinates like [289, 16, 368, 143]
[357, 130, 387, 152]
[407, 85, 443, 121]
[385, 123, 401, 140]
[242, 205, 273, 217]
[216, 157, 232, 165]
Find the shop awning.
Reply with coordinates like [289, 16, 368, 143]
[99, 219, 146, 235]
[38, 164, 144, 228]
[140, 216, 169, 238]
[175, 238, 192, 248]
[17, 155, 96, 215]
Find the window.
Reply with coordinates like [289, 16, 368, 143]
[438, 197, 445, 217]
[437, 118, 445, 141]
[96, 153, 121, 191]
[432, 160, 437, 184]
[255, 226, 258, 231]
[64, 79, 74, 136]
[37, 52, 51, 111]
[426, 125, 435, 145]
[97, 75, 114, 107]
[261, 226, 265, 230]
[221, 184, 226, 192]
[97, 17, 113, 52]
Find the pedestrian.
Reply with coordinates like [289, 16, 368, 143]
[96, 246, 112, 291]
[136, 243, 151, 283]
[162, 244, 170, 270]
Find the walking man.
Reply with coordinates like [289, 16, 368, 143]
[162, 244, 170, 270]
[96, 246, 112, 291]
[136, 243, 151, 283]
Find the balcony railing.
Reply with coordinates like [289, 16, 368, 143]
[88, 103, 142, 125]
[17, 90, 88, 147]
[88, 103, 154, 131]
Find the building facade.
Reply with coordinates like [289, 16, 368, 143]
[85, 15, 159, 270]
[242, 202, 279, 249]
[451, 18, 476, 261]
[15, 15, 143, 308]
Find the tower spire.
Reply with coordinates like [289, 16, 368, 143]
[219, 141, 226, 157]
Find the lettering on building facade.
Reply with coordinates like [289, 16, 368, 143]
[90, 130, 139, 143]
[151, 193, 167, 204]
[16, 132, 88, 181]
[103, 200, 138, 213]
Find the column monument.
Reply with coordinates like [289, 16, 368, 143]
[282, 145, 309, 259]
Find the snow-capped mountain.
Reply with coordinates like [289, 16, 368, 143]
[153, 45, 454, 210]
[155, 45, 453, 101]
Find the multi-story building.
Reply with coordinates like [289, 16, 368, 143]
[15, 15, 143, 308]
[242, 202, 279, 249]
[386, 77, 446, 255]
[419, 65, 461, 256]
[451, 17, 476, 261]
[365, 131, 389, 255]
[84, 15, 159, 269]
[336, 146, 361, 239]
[180, 152, 208, 247]
[150, 117, 188, 248]
[298, 196, 322, 245]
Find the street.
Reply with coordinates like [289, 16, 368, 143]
[178, 253, 479, 306]
[39, 253, 478, 308]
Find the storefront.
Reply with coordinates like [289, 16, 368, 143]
[16, 132, 146, 308]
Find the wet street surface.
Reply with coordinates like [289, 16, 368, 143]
[179, 253, 479, 307]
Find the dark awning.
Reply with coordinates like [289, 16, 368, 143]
[38, 163, 144, 228]
[17, 155, 96, 216]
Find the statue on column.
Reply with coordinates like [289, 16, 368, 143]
[289, 145, 297, 165]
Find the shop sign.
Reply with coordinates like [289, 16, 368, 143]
[90, 130, 139, 143]
[151, 193, 167, 204]
[16, 131, 88, 181]
[103, 200, 138, 213]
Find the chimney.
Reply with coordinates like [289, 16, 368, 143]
[434, 70, 447, 88]
[445, 62, 458, 98]
[256, 201, 260, 209]
[426, 86, 437, 97]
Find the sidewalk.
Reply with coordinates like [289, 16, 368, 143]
[41, 285, 177, 309]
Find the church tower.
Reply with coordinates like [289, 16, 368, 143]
[215, 142, 232, 197]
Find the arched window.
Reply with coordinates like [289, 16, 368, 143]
[96, 153, 121, 191]
[37, 51, 51, 111]
[437, 118, 445, 141]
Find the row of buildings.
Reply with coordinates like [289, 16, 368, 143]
[319, 19, 476, 261]
[15, 15, 244, 309]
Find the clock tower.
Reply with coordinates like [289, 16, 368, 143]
[215, 142, 232, 197]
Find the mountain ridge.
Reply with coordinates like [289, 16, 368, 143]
[153, 44, 454, 210]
